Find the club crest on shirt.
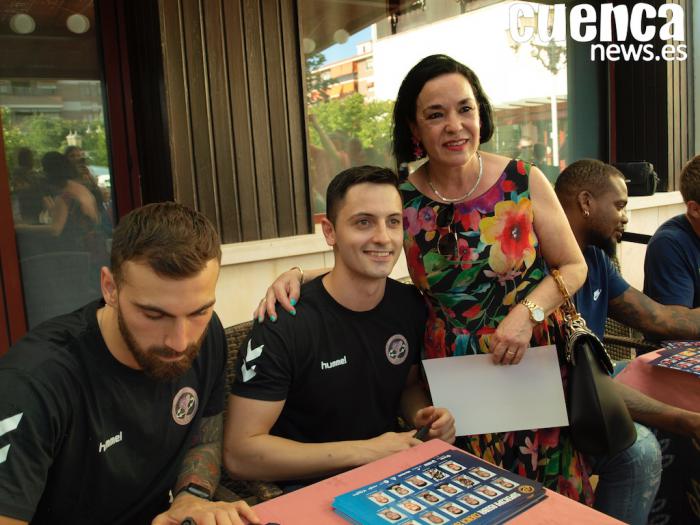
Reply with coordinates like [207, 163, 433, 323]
[171, 386, 198, 426]
[385, 334, 409, 365]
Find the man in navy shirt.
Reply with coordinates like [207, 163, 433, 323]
[558, 158, 700, 525]
[555, 160, 699, 435]
[644, 155, 700, 308]
[555, 159, 700, 341]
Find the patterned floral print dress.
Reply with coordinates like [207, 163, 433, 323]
[401, 159, 593, 505]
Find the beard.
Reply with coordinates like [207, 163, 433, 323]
[117, 307, 206, 381]
[598, 235, 618, 258]
[590, 229, 619, 259]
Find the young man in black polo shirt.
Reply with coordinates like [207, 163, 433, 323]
[0, 203, 259, 525]
[224, 166, 455, 487]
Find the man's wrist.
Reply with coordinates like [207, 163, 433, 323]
[175, 482, 213, 501]
[680, 411, 700, 437]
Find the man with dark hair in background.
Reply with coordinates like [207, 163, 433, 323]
[644, 154, 700, 308]
[224, 166, 454, 489]
[0, 202, 259, 525]
[559, 156, 700, 525]
[556, 159, 700, 524]
[555, 159, 700, 345]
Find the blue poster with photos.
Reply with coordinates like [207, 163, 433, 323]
[332, 450, 546, 524]
[650, 341, 700, 377]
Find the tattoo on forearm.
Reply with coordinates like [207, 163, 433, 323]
[175, 413, 223, 493]
[617, 383, 688, 435]
[609, 288, 700, 338]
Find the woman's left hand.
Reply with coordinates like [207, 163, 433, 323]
[489, 304, 533, 365]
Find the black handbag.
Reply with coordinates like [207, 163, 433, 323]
[613, 161, 659, 196]
[551, 269, 637, 457]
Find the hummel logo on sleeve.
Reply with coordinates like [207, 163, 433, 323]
[593, 289, 602, 301]
[0, 412, 23, 465]
[241, 339, 264, 382]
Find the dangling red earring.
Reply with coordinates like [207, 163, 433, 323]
[412, 137, 424, 160]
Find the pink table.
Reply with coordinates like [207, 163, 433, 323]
[614, 348, 700, 523]
[253, 439, 622, 524]
[615, 349, 700, 411]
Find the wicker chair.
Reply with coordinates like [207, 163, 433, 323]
[217, 321, 283, 504]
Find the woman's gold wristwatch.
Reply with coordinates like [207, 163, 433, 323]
[520, 298, 545, 323]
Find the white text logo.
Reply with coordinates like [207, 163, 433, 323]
[509, 3, 687, 62]
[98, 431, 123, 453]
[321, 356, 348, 370]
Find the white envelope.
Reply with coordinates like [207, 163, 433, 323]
[422, 345, 569, 436]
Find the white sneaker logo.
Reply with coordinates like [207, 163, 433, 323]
[593, 289, 602, 301]
[0, 413, 23, 465]
[241, 339, 264, 382]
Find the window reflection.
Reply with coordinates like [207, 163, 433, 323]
[300, 1, 569, 216]
[0, 1, 112, 327]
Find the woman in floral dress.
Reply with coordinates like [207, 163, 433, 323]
[392, 54, 591, 504]
[258, 56, 658, 520]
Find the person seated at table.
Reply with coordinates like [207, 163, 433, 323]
[0, 202, 259, 525]
[555, 159, 700, 344]
[555, 159, 700, 439]
[223, 166, 455, 489]
[251, 56, 658, 524]
[644, 154, 700, 309]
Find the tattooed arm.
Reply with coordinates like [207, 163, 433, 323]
[174, 413, 224, 495]
[608, 286, 700, 339]
[617, 382, 700, 439]
[151, 413, 260, 525]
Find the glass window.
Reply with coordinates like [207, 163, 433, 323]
[300, 0, 568, 217]
[695, 4, 700, 155]
[1, 1, 113, 328]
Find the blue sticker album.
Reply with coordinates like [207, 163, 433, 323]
[332, 449, 546, 524]
[650, 341, 700, 377]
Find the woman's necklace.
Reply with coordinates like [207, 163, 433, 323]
[427, 152, 483, 203]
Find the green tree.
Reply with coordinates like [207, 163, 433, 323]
[308, 93, 394, 164]
[0, 108, 108, 171]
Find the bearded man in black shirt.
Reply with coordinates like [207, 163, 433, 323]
[0, 203, 259, 525]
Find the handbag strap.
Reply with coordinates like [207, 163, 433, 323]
[551, 268, 582, 323]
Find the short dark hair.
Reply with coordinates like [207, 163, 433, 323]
[111, 202, 221, 284]
[555, 159, 624, 204]
[392, 54, 494, 167]
[680, 155, 700, 203]
[325, 165, 399, 224]
[42, 151, 78, 188]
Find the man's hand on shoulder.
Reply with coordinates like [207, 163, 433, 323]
[414, 406, 456, 444]
[151, 492, 260, 525]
